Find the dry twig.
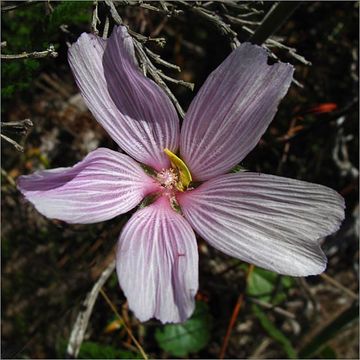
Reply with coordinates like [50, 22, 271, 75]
[220, 264, 255, 359]
[247, 297, 296, 319]
[1, 45, 58, 60]
[66, 260, 116, 358]
[320, 272, 358, 300]
[1, 119, 33, 135]
[224, 14, 261, 26]
[1, 167, 16, 187]
[102, 16, 110, 39]
[91, 0, 100, 35]
[332, 116, 359, 180]
[1, 0, 40, 12]
[1, 134, 24, 152]
[249, 2, 301, 45]
[157, 70, 194, 90]
[178, 1, 240, 50]
[99, 288, 148, 360]
[145, 47, 181, 72]
[242, 25, 311, 66]
[104, 0, 186, 117]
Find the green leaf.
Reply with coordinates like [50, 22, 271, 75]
[281, 275, 295, 289]
[247, 268, 294, 303]
[230, 164, 248, 173]
[319, 345, 337, 359]
[253, 304, 297, 359]
[155, 301, 212, 357]
[247, 268, 276, 302]
[299, 303, 358, 358]
[1, 84, 15, 99]
[78, 341, 141, 359]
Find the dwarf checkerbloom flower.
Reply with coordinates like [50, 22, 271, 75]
[18, 26, 344, 323]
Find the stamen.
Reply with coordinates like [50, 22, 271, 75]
[157, 168, 178, 189]
[163, 148, 192, 191]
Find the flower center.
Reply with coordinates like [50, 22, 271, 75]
[156, 148, 192, 192]
[157, 168, 179, 189]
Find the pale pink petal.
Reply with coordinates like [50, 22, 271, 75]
[116, 197, 198, 323]
[178, 173, 345, 276]
[17, 148, 159, 224]
[68, 27, 179, 171]
[180, 43, 294, 181]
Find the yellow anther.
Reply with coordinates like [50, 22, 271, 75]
[164, 148, 192, 191]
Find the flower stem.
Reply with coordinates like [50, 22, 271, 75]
[99, 288, 148, 360]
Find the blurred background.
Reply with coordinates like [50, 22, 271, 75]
[1, 1, 359, 359]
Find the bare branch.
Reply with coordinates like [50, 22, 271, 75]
[132, 33, 166, 47]
[132, 39, 185, 117]
[266, 38, 312, 66]
[1, 119, 33, 135]
[157, 70, 194, 91]
[1, 0, 40, 12]
[1, 45, 58, 60]
[66, 260, 116, 358]
[242, 26, 311, 66]
[224, 14, 261, 26]
[91, 0, 100, 35]
[1, 134, 24, 152]
[139, 1, 183, 16]
[1, 168, 16, 187]
[102, 16, 110, 39]
[332, 116, 359, 180]
[223, 1, 263, 14]
[235, 10, 264, 18]
[104, 0, 186, 117]
[159, 0, 169, 12]
[139, 3, 163, 13]
[106, 0, 123, 21]
[145, 47, 181, 72]
[249, 2, 301, 45]
[178, 1, 240, 50]
[45, 0, 54, 14]
[104, 0, 166, 46]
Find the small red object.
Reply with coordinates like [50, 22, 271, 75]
[306, 102, 338, 114]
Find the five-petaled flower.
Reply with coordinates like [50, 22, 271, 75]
[17, 26, 345, 324]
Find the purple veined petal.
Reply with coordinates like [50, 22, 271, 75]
[178, 172, 345, 276]
[102, 26, 180, 170]
[68, 26, 180, 171]
[180, 43, 294, 181]
[116, 196, 198, 323]
[17, 148, 160, 224]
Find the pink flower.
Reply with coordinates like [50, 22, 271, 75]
[17, 26, 345, 323]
